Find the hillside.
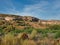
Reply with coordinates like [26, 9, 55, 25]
[0, 14, 60, 45]
[0, 14, 60, 33]
[0, 14, 60, 30]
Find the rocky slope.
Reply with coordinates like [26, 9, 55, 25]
[0, 14, 60, 29]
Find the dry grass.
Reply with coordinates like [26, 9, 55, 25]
[0, 32, 60, 45]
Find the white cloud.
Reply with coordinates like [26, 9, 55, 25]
[1, 0, 49, 16]
[20, 1, 49, 17]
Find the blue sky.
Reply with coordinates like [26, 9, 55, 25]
[0, 0, 60, 20]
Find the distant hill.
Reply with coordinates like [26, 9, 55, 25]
[0, 14, 60, 29]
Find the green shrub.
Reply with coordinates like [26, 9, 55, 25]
[37, 29, 49, 34]
[54, 31, 60, 39]
[24, 27, 33, 33]
[48, 25, 60, 30]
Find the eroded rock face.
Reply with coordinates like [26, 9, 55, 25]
[5, 17, 15, 21]
[32, 17, 39, 22]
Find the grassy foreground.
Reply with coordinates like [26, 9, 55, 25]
[0, 28, 60, 45]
